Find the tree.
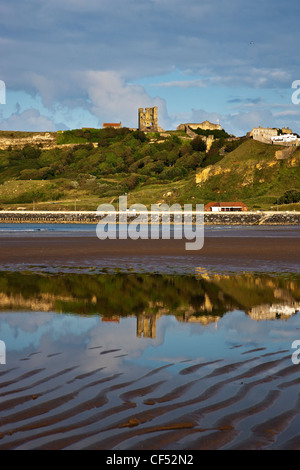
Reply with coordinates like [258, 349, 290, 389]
[22, 145, 42, 159]
[132, 130, 147, 142]
[277, 190, 300, 205]
[124, 174, 140, 190]
[191, 136, 206, 152]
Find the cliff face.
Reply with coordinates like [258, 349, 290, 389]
[0, 132, 57, 149]
[195, 139, 300, 204]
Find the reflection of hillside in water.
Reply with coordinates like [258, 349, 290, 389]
[0, 271, 299, 335]
[195, 268, 300, 322]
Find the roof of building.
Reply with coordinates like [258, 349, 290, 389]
[205, 202, 248, 208]
[103, 122, 121, 127]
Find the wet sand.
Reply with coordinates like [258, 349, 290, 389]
[0, 235, 299, 272]
[1, 234, 299, 262]
[0, 344, 299, 450]
[0, 233, 299, 450]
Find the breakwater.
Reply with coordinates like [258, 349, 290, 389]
[0, 210, 300, 225]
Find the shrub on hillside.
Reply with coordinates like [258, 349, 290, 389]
[22, 145, 42, 159]
[191, 127, 230, 139]
[277, 189, 300, 205]
[124, 174, 140, 190]
[191, 136, 207, 152]
[132, 130, 147, 142]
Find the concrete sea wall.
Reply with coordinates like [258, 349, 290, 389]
[0, 211, 299, 225]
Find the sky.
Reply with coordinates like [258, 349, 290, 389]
[1, 0, 300, 136]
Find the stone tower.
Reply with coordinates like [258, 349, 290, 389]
[138, 106, 163, 132]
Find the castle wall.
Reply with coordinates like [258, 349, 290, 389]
[177, 121, 221, 132]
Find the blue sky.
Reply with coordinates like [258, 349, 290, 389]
[0, 0, 300, 136]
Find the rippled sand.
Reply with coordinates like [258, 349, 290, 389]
[0, 230, 299, 450]
[0, 344, 299, 450]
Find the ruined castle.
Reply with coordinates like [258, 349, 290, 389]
[177, 120, 221, 132]
[138, 107, 164, 132]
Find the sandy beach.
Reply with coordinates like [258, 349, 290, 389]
[0, 234, 299, 272]
[0, 326, 299, 450]
[0, 229, 299, 450]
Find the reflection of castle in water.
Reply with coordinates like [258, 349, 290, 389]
[137, 314, 157, 338]
[136, 296, 221, 338]
[0, 271, 299, 339]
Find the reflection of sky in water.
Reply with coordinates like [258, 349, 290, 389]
[0, 314, 98, 352]
[0, 268, 300, 450]
[133, 311, 300, 370]
[1, 309, 299, 374]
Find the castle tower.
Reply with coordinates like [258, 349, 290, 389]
[138, 107, 163, 132]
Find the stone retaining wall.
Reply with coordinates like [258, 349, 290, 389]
[0, 211, 299, 225]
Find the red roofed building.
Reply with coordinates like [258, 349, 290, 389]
[204, 202, 248, 212]
[102, 122, 122, 129]
[101, 316, 120, 323]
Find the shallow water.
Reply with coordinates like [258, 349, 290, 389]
[0, 270, 299, 449]
[0, 223, 300, 238]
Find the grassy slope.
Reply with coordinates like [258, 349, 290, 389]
[0, 133, 299, 210]
[195, 139, 300, 209]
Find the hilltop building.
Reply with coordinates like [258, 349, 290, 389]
[138, 107, 164, 132]
[250, 126, 299, 146]
[103, 122, 122, 129]
[177, 120, 221, 152]
[177, 121, 221, 132]
[282, 127, 293, 134]
[250, 127, 278, 143]
[271, 134, 298, 143]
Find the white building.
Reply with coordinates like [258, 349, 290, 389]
[271, 134, 298, 143]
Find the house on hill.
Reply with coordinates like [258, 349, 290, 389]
[250, 126, 299, 146]
[103, 122, 122, 129]
[205, 202, 248, 212]
[250, 127, 278, 143]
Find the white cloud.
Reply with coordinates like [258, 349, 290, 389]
[81, 70, 170, 128]
[152, 79, 208, 89]
[189, 106, 300, 137]
[0, 0, 300, 131]
[0, 109, 57, 132]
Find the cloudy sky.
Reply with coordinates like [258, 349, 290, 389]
[0, 0, 300, 136]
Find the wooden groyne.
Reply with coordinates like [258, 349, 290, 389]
[0, 211, 299, 225]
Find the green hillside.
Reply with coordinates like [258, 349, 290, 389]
[0, 129, 299, 211]
[195, 139, 300, 209]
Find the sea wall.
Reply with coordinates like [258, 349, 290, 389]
[0, 211, 299, 225]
